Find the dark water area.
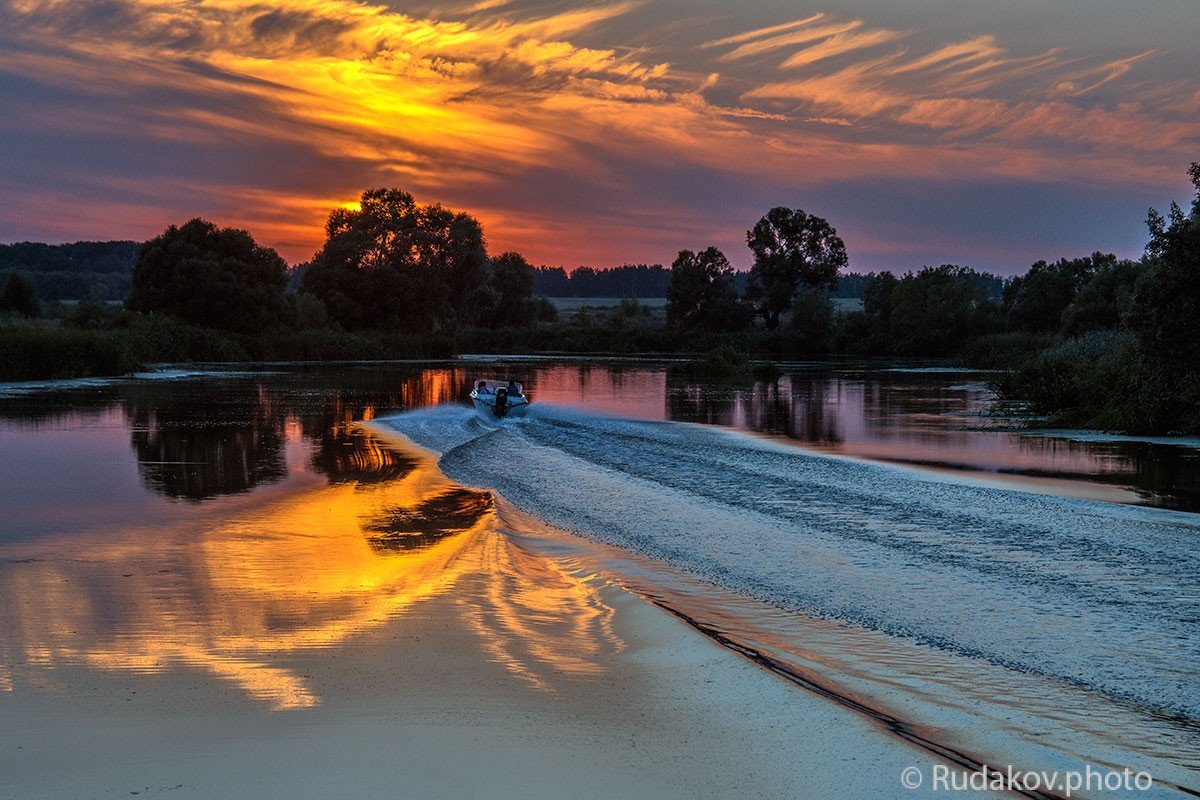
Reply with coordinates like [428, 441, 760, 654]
[0, 360, 1197, 536]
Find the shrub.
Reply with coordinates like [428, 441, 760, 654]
[960, 332, 1054, 370]
[0, 325, 138, 379]
[991, 331, 1188, 432]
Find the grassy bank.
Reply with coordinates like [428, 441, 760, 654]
[0, 309, 797, 382]
[989, 331, 1200, 434]
[0, 316, 457, 380]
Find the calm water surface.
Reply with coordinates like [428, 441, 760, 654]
[1, 359, 1198, 794]
[6, 358, 1192, 520]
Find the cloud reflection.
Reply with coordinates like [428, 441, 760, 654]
[0, 427, 620, 709]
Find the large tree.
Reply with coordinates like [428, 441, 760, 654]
[126, 219, 288, 333]
[1127, 162, 1200, 371]
[745, 207, 847, 328]
[666, 247, 748, 332]
[0, 273, 40, 318]
[1004, 253, 1110, 333]
[490, 251, 538, 326]
[302, 189, 494, 331]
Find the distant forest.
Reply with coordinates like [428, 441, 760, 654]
[529, 265, 969, 299]
[0, 242, 1003, 302]
[0, 241, 138, 301]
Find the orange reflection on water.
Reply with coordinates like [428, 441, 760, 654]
[464, 509, 620, 690]
[0, 427, 619, 710]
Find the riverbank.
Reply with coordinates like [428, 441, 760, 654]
[6, 313, 1198, 435]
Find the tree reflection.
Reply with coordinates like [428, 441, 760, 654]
[311, 426, 419, 485]
[128, 387, 286, 502]
[665, 373, 844, 446]
[0, 363, 1196, 510]
[121, 367, 477, 502]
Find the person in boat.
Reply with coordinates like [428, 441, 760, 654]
[507, 380, 521, 396]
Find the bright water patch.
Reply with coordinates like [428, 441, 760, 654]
[383, 403, 1200, 722]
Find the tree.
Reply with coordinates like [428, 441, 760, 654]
[1061, 258, 1140, 336]
[745, 207, 847, 328]
[889, 266, 992, 356]
[302, 188, 494, 331]
[126, 219, 287, 333]
[1127, 163, 1200, 371]
[1004, 254, 1109, 333]
[490, 252, 539, 327]
[0, 273, 40, 317]
[862, 271, 898, 320]
[533, 266, 570, 296]
[788, 287, 833, 352]
[666, 247, 749, 332]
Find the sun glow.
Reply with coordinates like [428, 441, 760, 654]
[0, 0, 1193, 268]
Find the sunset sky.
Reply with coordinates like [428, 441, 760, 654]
[1, 0, 1196, 273]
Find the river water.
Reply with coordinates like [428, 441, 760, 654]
[1, 359, 1197, 795]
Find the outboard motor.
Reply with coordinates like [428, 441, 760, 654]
[494, 386, 508, 418]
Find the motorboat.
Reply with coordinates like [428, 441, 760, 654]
[470, 379, 529, 420]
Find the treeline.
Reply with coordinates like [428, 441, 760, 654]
[1, 189, 559, 380]
[0, 236, 999, 305]
[992, 166, 1200, 434]
[651, 165, 1198, 432]
[3, 166, 1198, 433]
[0, 240, 137, 301]
[529, 264, 988, 301]
[533, 264, 670, 297]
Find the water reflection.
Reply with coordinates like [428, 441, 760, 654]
[313, 425, 419, 485]
[1, 360, 1197, 711]
[656, 367, 1200, 509]
[0, 360, 1196, 510]
[129, 387, 287, 501]
[0, 427, 620, 709]
[366, 487, 494, 552]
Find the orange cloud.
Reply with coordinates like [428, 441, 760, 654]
[0, 1, 1193, 269]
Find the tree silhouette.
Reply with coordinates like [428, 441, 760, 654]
[0, 273, 40, 317]
[863, 271, 898, 321]
[126, 219, 288, 333]
[666, 247, 749, 332]
[1004, 253, 1110, 333]
[1060, 258, 1140, 336]
[1128, 162, 1200, 371]
[490, 251, 538, 326]
[745, 208, 847, 328]
[303, 189, 494, 331]
[889, 266, 996, 356]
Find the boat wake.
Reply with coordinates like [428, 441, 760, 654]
[378, 403, 1200, 726]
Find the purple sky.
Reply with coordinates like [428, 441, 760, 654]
[1, 0, 1197, 273]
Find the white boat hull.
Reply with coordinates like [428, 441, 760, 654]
[471, 394, 529, 420]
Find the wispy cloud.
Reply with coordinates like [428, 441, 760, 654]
[734, 16, 1191, 158]
[1053, 50, 1159, 96]
[0, 1, 1193, 271]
